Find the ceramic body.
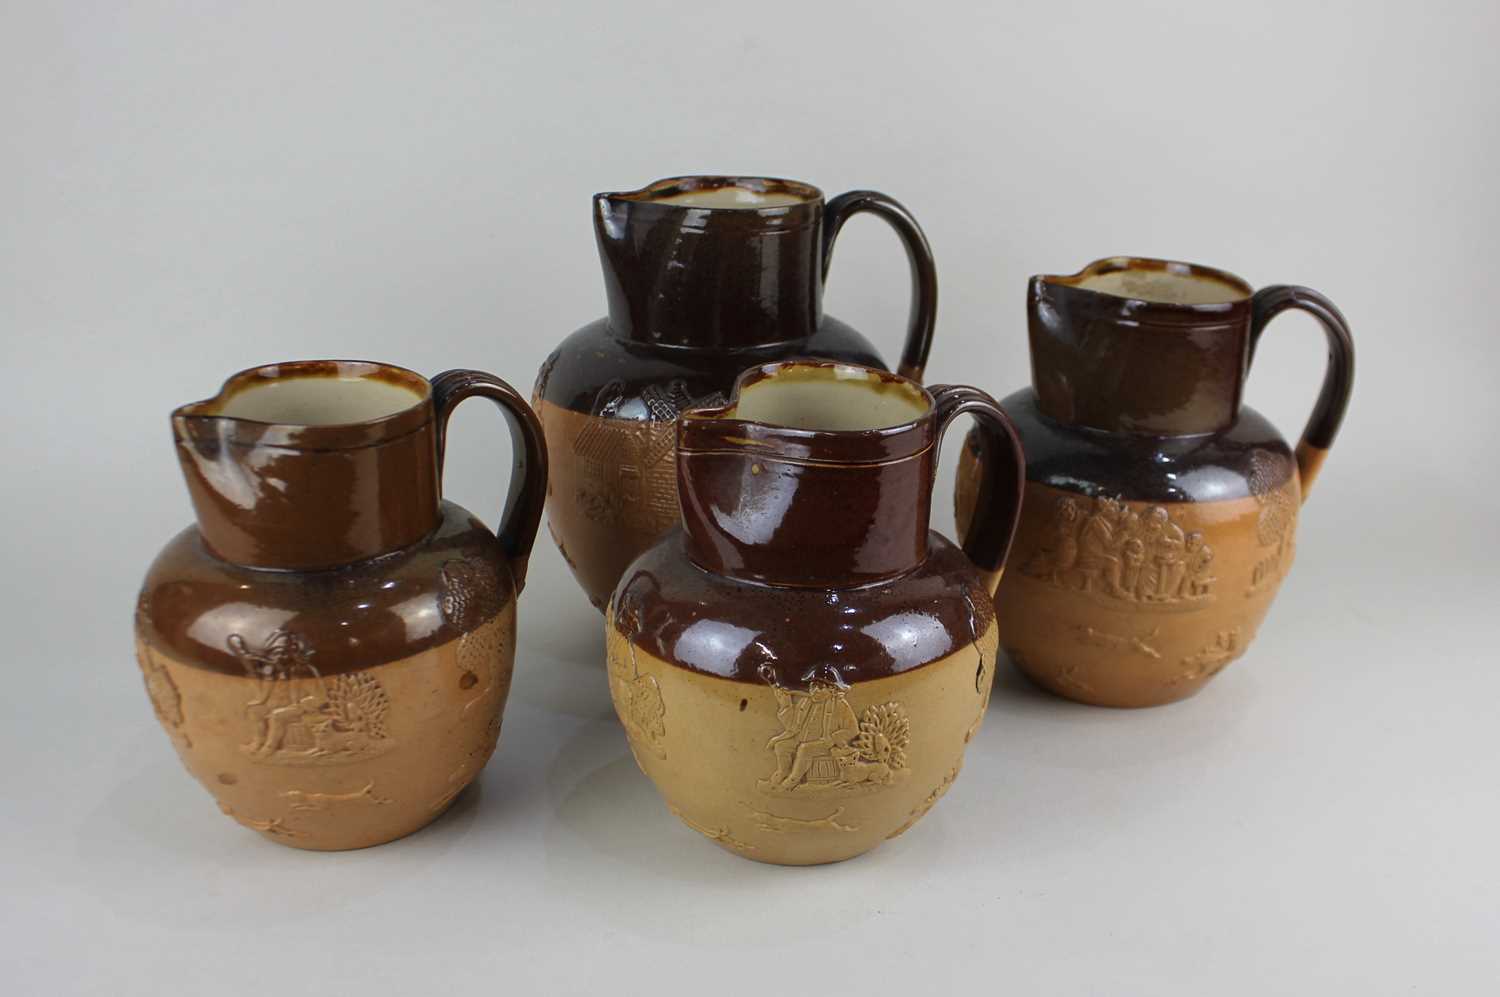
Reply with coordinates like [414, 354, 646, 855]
[534, 176, 939, 610]
[134, 361, 547, 849]
[957, 257, 1354, 708]
[608, 361, 1026, 865]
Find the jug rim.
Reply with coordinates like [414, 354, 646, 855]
[679, 360, 934, 465]
[1036, 256, 1254, 321]
[597, 175, 823, 216]
[172, 359, 433, 450]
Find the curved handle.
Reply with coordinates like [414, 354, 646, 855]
[929, 385, 1026, 596]
[822, 190, 938, 382]
[431, 369, 549, 593]
[1248, 285, 1355, 501]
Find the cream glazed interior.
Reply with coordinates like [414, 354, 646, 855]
[622, 176, 821, 211]
[649, 187, 811, 209]
[184, 362, 428, 426]
[695, 363, 930, 432]
[1064, 259, 1253, 306]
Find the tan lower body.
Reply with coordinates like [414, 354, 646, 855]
[958, 462, 1300, 707]
[134, 605, 515, 850]
[536, 400, 680, 611]
[606, 613, 998, 865]
[1295, 442, 1329, 496]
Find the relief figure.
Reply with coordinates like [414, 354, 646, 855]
[757, 664, 910, 796]
[1026, 495, 1214, 605]
[229, 630, 394, 765]
[609, 609, 667, 757]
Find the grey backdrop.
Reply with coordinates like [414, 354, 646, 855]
[3, 2, 1496, 994]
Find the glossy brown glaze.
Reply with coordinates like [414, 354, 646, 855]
[676, 368, 935, 589]
[614, 529, 995, 688]
[615, 359, 1026, 692]
[1029, 259, 1253, 436]
[593, 177, 935, 374]
[139, 502, 510, 677]
[986, 390, 1296, 503]
[674, 364, 1024, 592]
[1249, 285, 1355, 490]
[174, 361, 442, 571]
[1028, 257, 1354, 448]
[598, 177, 821, 352]
[957, 256, 1354, 707]
[432, 368, 548, 590]
[606, 361, 1024, 864]
[536, 175, 940, 611]
[136, 361, 547, 849]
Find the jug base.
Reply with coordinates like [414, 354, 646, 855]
[1007, 650, 1220, 709]
[244, 784, 475, 851]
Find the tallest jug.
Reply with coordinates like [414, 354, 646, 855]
[533, 175, 938, 610]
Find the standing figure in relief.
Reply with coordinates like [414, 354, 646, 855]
[1183, 532, 1216, 598]
[1075, 496, 1124, 595]
[1147, 507, 1187, 601]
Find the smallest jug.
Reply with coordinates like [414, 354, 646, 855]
[609, 361, 1026, 865]
[134, 361, 546, 849]
[957, 257, 1354, 708]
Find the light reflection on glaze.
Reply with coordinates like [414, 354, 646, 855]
[998, 390, 1297, 504]
[673, 619, 758, 673]
[611, 361, 1020, 690]
[613, 531, 994, 688]
[186, 603, 297, 652]
[140, 504, 510, 677]
[708, 462, 799, 548]
[860, 612, 953, 670]
[392, 594, 444, 644]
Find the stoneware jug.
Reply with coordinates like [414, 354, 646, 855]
[134, 361, 546, 849]
[607, 360, 1025, 865]
[956, 257, 1354, 708]
[533, 175, 938, 611]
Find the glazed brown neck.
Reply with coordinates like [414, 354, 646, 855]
[1028, 276, 1251, 436]
[675, 417, 932, 588]
[594, 196, 823, 350]
[172, 410, 442, 571]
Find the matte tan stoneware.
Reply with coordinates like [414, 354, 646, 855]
[956, 257, 1355, 708]
[608, 361, 1026, 865]
[134, 361, 547, 849]
[534, 175, 939, 611]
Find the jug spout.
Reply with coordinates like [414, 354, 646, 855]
[171, 361, 441, 570]
[1029, 257, 1256, 436]
[675, 362, 935, 588]
[594, 176, 826, 350]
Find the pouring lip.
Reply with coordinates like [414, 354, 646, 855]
[171, 359, 434, 450]
[678, 360, 935, 464]
[1035, 256, 1254, 322]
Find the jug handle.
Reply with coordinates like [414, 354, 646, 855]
[431, 369, 550, 593]
[822, 190, 937, 382]
[1248, 286, 1355, 502]
[930, 385, 1027, 597]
